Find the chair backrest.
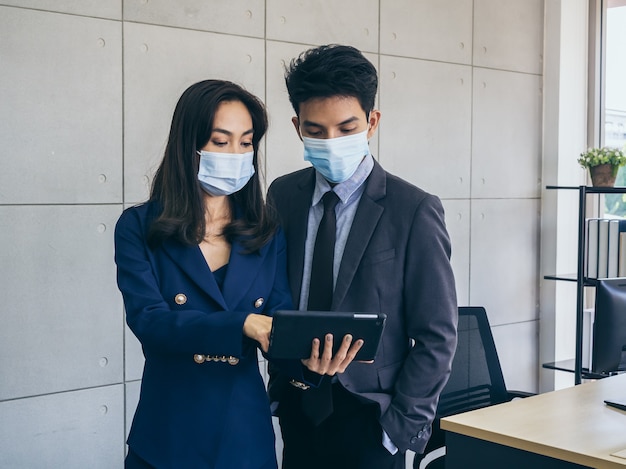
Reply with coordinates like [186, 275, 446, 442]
[436, 306, 509, 417]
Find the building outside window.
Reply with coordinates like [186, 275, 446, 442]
[604, 1, 626, 216]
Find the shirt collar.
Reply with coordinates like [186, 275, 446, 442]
[312, 153, 374, 207]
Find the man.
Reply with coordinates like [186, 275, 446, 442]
[267, 44, 458, 469]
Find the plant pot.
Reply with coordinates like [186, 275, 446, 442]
[589, 163, 617, 187]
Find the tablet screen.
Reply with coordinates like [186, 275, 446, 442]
[268, 310, 386, 361]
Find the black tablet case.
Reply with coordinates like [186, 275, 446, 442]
[268, 310, 387, 361]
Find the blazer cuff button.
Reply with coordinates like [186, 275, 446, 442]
[289, 379, 310, 390]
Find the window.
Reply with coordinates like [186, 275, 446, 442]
[604, 0, 626, 215]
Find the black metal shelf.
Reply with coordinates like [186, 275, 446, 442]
[543, 185, 626, 384]
[543, 274, 625, 286]
[546, 185, 626, 193]
[543, 273, 577, 282]
[542, 359, 611, 380]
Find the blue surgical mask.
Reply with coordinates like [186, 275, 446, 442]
[197, 150, 255, 196]
[302, 129, 370, 183]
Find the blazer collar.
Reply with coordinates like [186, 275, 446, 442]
[286, 169, 316, 307]
[332, 160, 386, 308]
[162, 234, 270, 311]
[162, 238, 227, 309]
[222, 239, 269, 310]
[283, 161, 387, 309]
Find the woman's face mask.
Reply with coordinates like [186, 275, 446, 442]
[196, 150, 255, 196]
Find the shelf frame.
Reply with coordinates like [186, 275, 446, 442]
[544, 185, 626, 384]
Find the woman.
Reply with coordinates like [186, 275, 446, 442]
[115, 80, 294, 469]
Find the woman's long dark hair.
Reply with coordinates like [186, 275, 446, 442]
[147, 80, 276, 253]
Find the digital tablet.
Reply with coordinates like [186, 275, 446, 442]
[268, 310, 387, 361]
[604, 398, 626, 412]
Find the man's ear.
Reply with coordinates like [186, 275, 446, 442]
[291, 116, 303, 141]
[367, 110, 381, 140]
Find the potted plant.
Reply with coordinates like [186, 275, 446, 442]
[578, 146, 626, 187]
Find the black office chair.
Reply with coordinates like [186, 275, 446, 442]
[413, 306, 534, 469]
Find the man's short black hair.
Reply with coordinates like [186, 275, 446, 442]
[284, 44, 378, 116]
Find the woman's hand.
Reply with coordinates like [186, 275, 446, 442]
[301, 333, 363, 376]
[243, 313, 273, 352]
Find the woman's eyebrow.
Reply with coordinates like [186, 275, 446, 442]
[211, 128, 254, 136]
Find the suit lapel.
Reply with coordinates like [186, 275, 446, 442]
[332, 161, 386, 308]
[162, 238, 228, 310]
[285, 170, 316, 307]
[163, 236, 270, 311]
[221, 238, 268, 310]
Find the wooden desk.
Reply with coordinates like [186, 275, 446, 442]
[441, 373, 626, 468]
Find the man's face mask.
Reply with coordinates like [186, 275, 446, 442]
[302, 129, 370, 183]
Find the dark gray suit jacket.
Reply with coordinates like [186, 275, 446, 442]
[267, 160, 458, 454]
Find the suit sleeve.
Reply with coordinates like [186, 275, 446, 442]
[260, 227, 293, 314]
[380, 194, 458, 453]
[266, 181, 284, 226]
[265, 180, 325, 393]
[114, 208, 250, 357]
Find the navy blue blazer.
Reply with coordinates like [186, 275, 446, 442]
[115, 202, 293, 469]
[268, 161, 458, 454]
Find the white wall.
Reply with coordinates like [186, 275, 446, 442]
[540, 0, 590, 392]
[0, 1, 545, 466]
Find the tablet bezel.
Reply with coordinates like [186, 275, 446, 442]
[267, 310, 387, 361]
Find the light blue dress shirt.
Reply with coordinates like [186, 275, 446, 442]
[296, 153, 400, 455]
[298, 153, 374, 310]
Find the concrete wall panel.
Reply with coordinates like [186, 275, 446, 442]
[493, 320, 539, 393]
[123, 0, 264, 38]
[125, 324, 144, 382]
[125, 381, 141, 440]
[0, 205, 123, 400]
[266, 0, 378, 52]
[470, 198, 540, 327]
[0, 0, 121, 19]
[474, 0, 544, 74]
[0, 385, 125, 469]
[380, 0, 473, 64]
[442, 199, 471, 307]
[471, 68, 542, 199]
[0, 7, 122, 204]
[378, 55, 472, 199]
[264, 41, 313, 185]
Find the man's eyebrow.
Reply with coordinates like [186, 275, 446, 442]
[337, 116, 360, 126]
[301, 120, 324, 128]
[301, 116, 359, 128]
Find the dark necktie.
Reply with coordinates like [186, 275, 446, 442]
[302, 190, 340, 426]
